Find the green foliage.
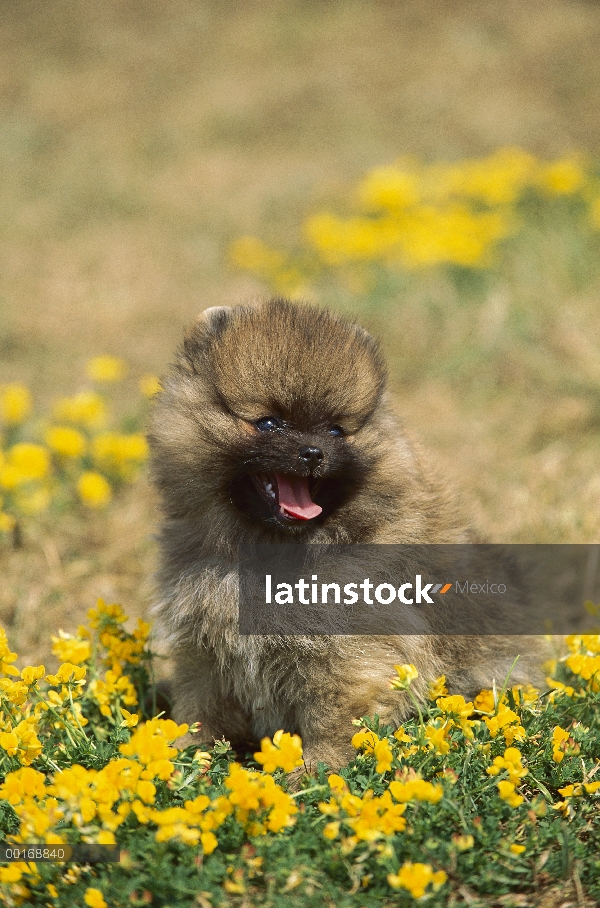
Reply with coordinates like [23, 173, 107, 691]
[0, 606, 599, 906]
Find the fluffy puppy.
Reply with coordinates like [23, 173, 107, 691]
[149, 299, 535, 769]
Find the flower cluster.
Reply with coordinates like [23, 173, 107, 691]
[0, 360, 159, 542]
[230, 149, 600, 294]
[1, 608, 599, 906]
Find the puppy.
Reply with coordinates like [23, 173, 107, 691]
[149, 299, 537, 769]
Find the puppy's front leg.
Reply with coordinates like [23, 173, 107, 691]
[170, 646, 252, 750]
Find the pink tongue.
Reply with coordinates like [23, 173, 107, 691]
[275, 473, 322, 520]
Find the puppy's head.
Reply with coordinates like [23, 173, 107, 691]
[150, 299, 387, 539]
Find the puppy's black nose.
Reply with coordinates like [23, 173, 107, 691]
[298, 446, 323, 468]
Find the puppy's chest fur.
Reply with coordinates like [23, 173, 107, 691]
[154, 565, 337, 733]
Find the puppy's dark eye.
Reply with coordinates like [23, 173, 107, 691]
[329, 425, 345, 437]
[255, 417, 282, 432]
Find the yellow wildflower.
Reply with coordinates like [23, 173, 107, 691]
[0, 384, 32, 424]
[453, 834, 474, 850]
[389, 777, 443, 804]
[84, 888, 108, 908]
[474, 688, 496, 713]
[120, 709, 139, 729]
[254, 729, 303, 773]
[323, 821, 340, 840]
[373, 738, 393, 773]
[351, 728, 380, 753]
[424, 720, 451, 755]
[427, 675, 448, 700]
[551, 725, 571, 763]
[0, 677, 28, 705]
[53, 391, 105, 427]
[387, 862, 447, 898]
[497, 780, 524, 808]
[88, 599, 127, 627]
[358, 164, 420, 211]
[486, 746, 527, 785]
[1, 443, 50, 486]
[86, 355, 127, 383]
[77, 471, 112, 508]
[45, 663, 86, 686]
[537, 156, 585, 195]
[20, 665, 45, 685]
[483, 702, 526, 744]
[510, 843, 526, 855]
[0, 627, 19, 676]
[45, 426, 86, 458]
[51, 632, 91, 665]
[390, 663, 419, 689]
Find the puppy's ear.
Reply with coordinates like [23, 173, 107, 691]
[197, 306, 231, 325]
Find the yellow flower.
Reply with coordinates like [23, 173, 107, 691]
[45, 426, 86, 458]
[120, 709, 139, 728]
[474, 688, 496, 713]
[323, 821, 340, 840]
[351, 728, 380, 753]
[436, 694, 474, 718]
[91, 432, 148, 480]
[537, 156, 585, 195]
[20, 665, 45, 685]
[254, 729, 303, 773]
[390, 777, 443, 804]
[1, 443, 50, 485]
[387, 862, 447, 898]
[327, 773, 346, 792]
[483, 703, 525, 744]
[390, 663, 419, 689]
[497, 780, 524, 808]
[84, 888, 107, 908]
[77, 471, 112, 508]
[0, 627, 19, 676]
[551, 725, 571, 763]
[51, 632, 91, 665]
[510, 843, 526, 855]
[486, 746, 527, 785]
[53, 392, 105, 427]
[427, 675, 448, 700]
[453, 834, 474, 851]
[139, 374, 161, 398]
[0, 384, 32, 424]
[45, 663, 87, 685]
[358, 165, 420, 211]
[373, 738, 393, 774]
[424, 720, 451, 755]
[86, 355, 127, 383]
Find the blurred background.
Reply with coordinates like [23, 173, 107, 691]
[1, 0, 600, 665]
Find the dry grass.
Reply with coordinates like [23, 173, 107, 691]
[1, 0, 600, 666]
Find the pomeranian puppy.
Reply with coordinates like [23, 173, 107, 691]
[149, 299, 536, 769]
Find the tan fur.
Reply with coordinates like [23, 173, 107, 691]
[149, 299, 540, 769]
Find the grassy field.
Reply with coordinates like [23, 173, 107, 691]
[2, 0, 600, 668]
[1, 2, 600, 904]
[0, 3, 599, 690]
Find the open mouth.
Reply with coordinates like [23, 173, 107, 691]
[251, 472, 323, 523]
